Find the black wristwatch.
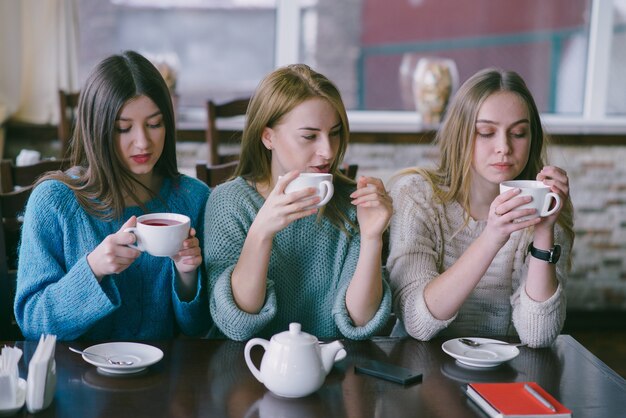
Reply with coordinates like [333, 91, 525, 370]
[527, 242, 561, 264]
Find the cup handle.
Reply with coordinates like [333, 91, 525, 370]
[244, 338, 268, 383]
[541, 192, 562, 217]
[123, 227, 144, 252]
[317, 180, 334, 207]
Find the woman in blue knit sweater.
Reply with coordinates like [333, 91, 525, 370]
[14, 51, 210, 340]
[204, 64, 392, 341]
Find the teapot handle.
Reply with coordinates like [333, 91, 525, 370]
[244, 338, 269, 383]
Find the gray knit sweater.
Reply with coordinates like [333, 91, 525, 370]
[204, 177, 392, 341]
[387, 173, 572, 347]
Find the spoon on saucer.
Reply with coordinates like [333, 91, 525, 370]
[69, 347, 135, 366]
[458, 338, 527, 348]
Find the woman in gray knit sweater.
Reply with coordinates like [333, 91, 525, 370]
[204, 64, 392, 340]
[387, 68, 574, 347]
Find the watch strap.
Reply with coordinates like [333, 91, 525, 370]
[527, 242, 561, 264]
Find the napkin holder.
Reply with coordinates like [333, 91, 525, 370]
[25, 334, 57, 414]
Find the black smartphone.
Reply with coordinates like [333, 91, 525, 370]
[354, 360, 423, 385]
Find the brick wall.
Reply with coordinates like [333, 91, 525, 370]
[344, 143, 626, 310]
[7, 137, 625, 310]
[177, 141, 626, 311]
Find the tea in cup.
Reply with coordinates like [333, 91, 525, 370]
[124, 213, 190, 257]
[499, 180, 562, 221]
[283, 173, 334, 208]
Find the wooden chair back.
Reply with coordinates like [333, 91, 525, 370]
[206, 98, 250, 165]
[0, 158, 70, 193]
[0, 186, 32, 340]
[195, 160, 239, 188]
[58, 90, 80, 157]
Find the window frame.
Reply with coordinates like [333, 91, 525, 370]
[273, 0, 626, 134]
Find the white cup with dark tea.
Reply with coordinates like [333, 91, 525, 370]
[283, 173, 334, 208]
[499, 180, 562, 221]
[124, 213, 190, 257]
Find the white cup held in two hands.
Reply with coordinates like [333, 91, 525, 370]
[499, 180, 562, 221]
[124, 213, 190, 257]
[283, 173, 334, 208]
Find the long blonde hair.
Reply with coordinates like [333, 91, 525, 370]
[236, 64, 355, 232]
[397, 68, 574, 242]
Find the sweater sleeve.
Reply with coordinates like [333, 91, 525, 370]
[387, 174, 455, 340]
[332, 231, 393, 340]
[204, 181, 277, 341]
[169, 176, 212, 337]
[14, 182, 120, 340]
[511, 223, 572, 347]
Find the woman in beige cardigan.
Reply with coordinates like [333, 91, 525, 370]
[387, 68, 574, 348]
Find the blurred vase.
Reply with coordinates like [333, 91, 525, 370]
[398, 53, 421, 110]
[412, 57, 458, 125]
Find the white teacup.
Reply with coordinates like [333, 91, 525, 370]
[124, 213, 190, 257]
[499, 180, 562, 221]
[283, 173, 334, 208]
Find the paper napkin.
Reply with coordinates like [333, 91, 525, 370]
[26, 334, 57, 413]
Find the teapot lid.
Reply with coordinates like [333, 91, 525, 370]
[273, 323, 318, 346]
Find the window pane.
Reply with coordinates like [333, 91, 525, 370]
[304, 0, 591, 114]
[78, 0, 596, 116]
[78, 0, 276, 110]
[607, 0, 626, 116]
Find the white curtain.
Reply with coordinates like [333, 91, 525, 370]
[0, 0, 79, 125]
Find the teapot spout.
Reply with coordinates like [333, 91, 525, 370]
[320, 340, 345, 373]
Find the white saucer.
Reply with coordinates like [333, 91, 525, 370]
[441, 337, 520, 368]
[81, 342, 163, 375]
[0, 378, 26, 416]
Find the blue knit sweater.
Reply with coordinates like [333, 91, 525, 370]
[204, 177, 391, 341]
[14, 175, 211, 341]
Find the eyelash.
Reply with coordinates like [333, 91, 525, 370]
[477, 132, 527, 138]
[115, 121, 163, 133]
[301, 131, 340, 140]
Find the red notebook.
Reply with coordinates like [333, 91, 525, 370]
[466, 382, 572, 417]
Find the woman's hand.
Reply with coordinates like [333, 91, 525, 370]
[87, 216, 141, 281]
[251, 170, 320, 239]
[172, 227, 202, 301]
[172, 228, 202, 274]
[535, 165, 570, 230]
[351, 176, 393, 240]
[486, 189, 542, 247]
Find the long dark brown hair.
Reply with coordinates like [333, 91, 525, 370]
[40, 50, 179, 220]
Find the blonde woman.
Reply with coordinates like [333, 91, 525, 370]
[204, 64, 392, 341]
[388, 68, 574, 347]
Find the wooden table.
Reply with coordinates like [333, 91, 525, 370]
[4, 335, 625, 417]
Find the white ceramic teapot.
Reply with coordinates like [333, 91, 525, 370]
[243, 323, 346, 398]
